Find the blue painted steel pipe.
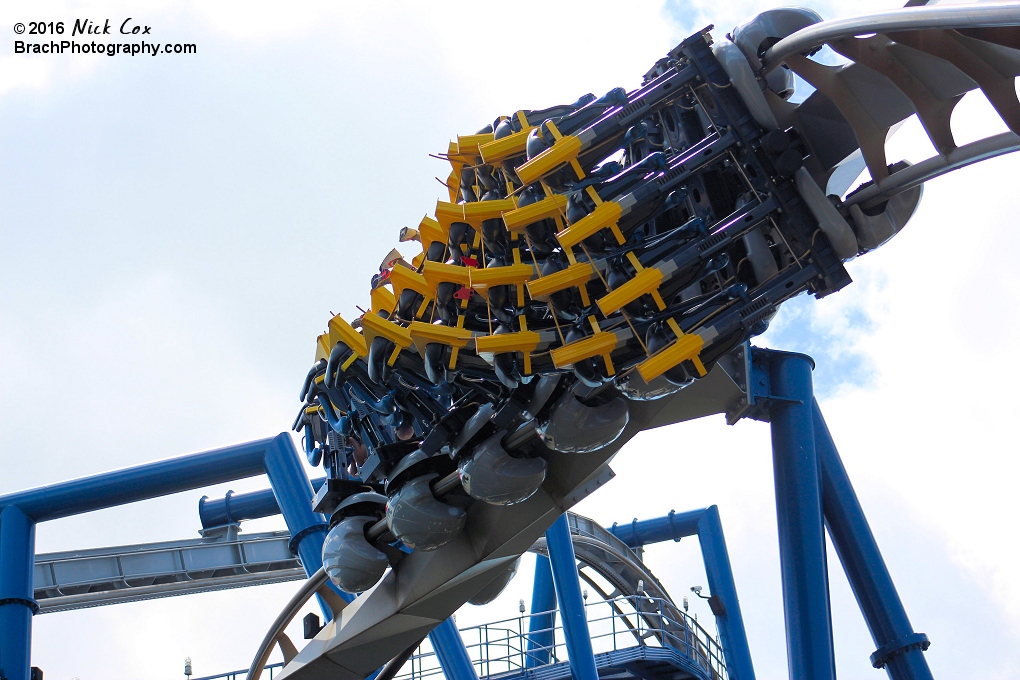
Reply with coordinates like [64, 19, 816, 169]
[610, 508, 755, 680]
[0, 433, 339, 680]
[0, 438, 275, 522]
[261, 434, 346, 617]
[526, 554, 557, 667]
[765, 351, 836, 680]
[0, 505, 36, 680]
[545, 514, 599, 680]
[199, 477, 326, 529]
[610, 508, 703, 546]
[698, 506, 755, 680]
[429, 617, 478, 680]
[813, 401, 934, 680]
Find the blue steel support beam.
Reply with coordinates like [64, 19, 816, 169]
[698, 506, 755, 680]
[262, 435, 329, 582]
[0, 505, 35, 680]
[813, 401, 934, 680]
[262, 434, 349, 619]
[545, 514, 598, 680]
[0, 433, 340, 680]
[765, 351, 836, 680]
[0, 438, 275, 522]
[199, 477, 326, 529]
[610, 508, 703, 546]
[526, 554, 557, 667]
[429, 617, 478, 680]
[610, 509, 755, 680]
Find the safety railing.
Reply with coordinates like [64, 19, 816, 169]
[394, 594, 727, 680]
[191, 661, 283, 680]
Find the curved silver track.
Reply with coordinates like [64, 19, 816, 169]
[756, 2, 1020, 207]
[263, 511, 719, 680]
[762, 4, 1020, 71]
[530, 513, 719, 677]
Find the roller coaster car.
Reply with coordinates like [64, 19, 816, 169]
[290, 1, 1020, 625]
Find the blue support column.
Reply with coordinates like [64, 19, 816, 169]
[429, 617, 478, 680]
[766, 352, 836, 680]
[610, 508, 755, 680]
[813, 401, 934, 680]
[263, 433, 350, 620]
[698, 506, 755, 680]
[526, 554, 557, 667]
[545, 514, 598, 680]
[0, 505, 35, 680]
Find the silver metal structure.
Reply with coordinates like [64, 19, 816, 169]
[33, 530, 303, 613]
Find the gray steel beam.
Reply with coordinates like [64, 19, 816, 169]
[33, 530, 303, 613]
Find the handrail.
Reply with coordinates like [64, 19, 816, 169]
[192, 662, 283, 680]
[391, 594, 727, 680]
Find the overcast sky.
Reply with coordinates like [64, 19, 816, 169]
[2, 1, 1019, 679]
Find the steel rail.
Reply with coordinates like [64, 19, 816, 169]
[761, 3, 1020, 72]
[247, 566, 332, 680]
[844, 132, 1020, 208]
[376, 638, 429, 680]
[254, 512, 705, 680]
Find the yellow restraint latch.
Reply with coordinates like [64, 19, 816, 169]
[434, 199, 517, 229]
[549, 317, 619, 375]
[636, 319, 707, 382]
[455, 133, 496, 156]
[502, 194, 569, 234]
[409, 321, 473, 369]
[327, 314, 369, 371]
[556, 201, 626, 249]
[388, 265, 434, 319]
[526, 262, 594, 307]
[514, 121, 584, 185]
[474, 316, 541, 374]
[596, 253, 666, 316]
[360, 313, 414, 366]
[479, 127, 535, 164]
